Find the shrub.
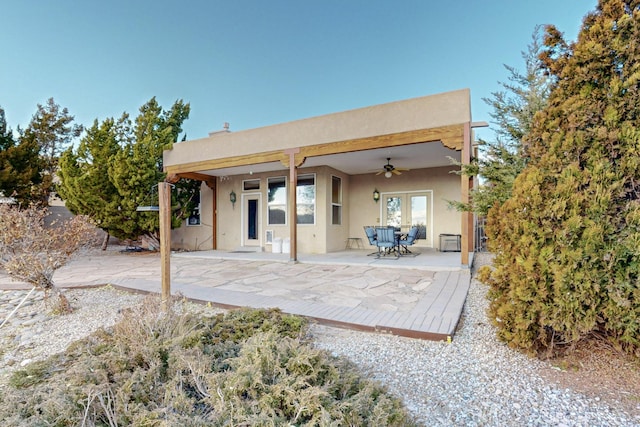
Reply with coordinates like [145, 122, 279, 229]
[0, 203, 98, 313]
[484, 1, 640, 357]
[0, 297, 416, 426]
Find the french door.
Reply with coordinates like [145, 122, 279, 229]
[382, 191, 432, 247]
[242, 193, 261, 246]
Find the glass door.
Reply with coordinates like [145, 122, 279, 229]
[243, 194, 260, 246]
[382, 192, 432, 247]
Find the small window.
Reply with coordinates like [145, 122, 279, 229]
[187, 190, 201, 226]
[268, 177, 287, 225]
[297, 174, 315, 224]
[243, 179, 260, 191]
[331, 176, 342, 225]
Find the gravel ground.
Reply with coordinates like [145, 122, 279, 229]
[311, 264, 640, 426]
[1, 258, 639, 426]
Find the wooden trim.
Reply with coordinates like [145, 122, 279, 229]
[297, 124, 464, 158]
[165, 151, 287, 175]
[164, 124, 465, 175]
[175, 172, 216, 187]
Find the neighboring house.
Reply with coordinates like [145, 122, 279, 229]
[163, 88, 483, 266]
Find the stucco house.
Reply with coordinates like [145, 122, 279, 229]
[163, 88, 483, 266]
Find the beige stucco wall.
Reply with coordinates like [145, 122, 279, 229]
[349, 166, 461, 249]
[171, 165, 461, 253]
[164, 89, 471, 167]
[322, 167, 350, 252]
[168, 89, 471, 254]
[172, 167, 348, 254]
[170, 182, 214, 251]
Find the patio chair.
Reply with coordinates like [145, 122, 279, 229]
[374, 226, 399, 259]
[363, 226, 378, 256]
[399, 225, 420, 256]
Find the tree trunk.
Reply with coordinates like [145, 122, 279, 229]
[34, 274, 73, 314]
[143, 233, 161, 251]
[101, 233, 110, 251]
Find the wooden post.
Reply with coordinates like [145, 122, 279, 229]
[284, 148, 300, 262]
[460, 122, 472, 267]
[159, 181, 171, 310]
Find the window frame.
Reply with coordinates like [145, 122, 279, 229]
[186, 189, 201, 227]
[267, 176, 287, 225]
[296, 173, 316, 225]
[243, 179, 260, 191]
[331, 175, 342, 226]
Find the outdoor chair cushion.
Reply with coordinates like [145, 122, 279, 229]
[375, 227, 399, 259]
[399, 226, 419, 246]
[364, 226, 377, 245]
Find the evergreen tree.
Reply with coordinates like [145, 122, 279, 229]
[0, 107, 43, 205]
[482, 0, 640, 357]
[450, 27, 551, 216]
[20, 98, 82, 205]
[58, 98, 199, 246]
[57, 115, 130, 245]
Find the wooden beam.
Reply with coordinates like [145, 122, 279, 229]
[164, 124, 466, 176]
[285, 148, 299, 262]
[211, 178, 217, 249]
[175, 171, 217, 187]
[165, 151, 287, 175]
[296, 125, 464, 159]
[460, 123, 472, 267]
[159, 182, 172, 310]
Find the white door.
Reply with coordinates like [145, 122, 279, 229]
[242, 193, 261, 246]
[382, 191, 432, 247]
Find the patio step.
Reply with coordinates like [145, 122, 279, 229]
[232, 246, 263, 253]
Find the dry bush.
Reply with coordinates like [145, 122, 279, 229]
[0, 296, 416, 426]
[0, 203, 98, 313]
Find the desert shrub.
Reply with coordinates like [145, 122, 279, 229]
[0, 203, 98, 313]
[0, 297, 416, 426]
[484, 1, 640, 357]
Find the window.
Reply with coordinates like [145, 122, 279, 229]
[268, 177, 287, 225]
[297, 174, 315, 224]
[243, 179, 260, 191]
[331, 176, 342, 225]
[187, 190, 201, 226]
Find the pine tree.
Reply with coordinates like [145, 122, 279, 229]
[483, 0, 640, 357]
[450, 27, 551, 216]
[0, 107, 43, 205]
[58, 98, 198, 247]
[57, 115, 131, 245]
[19, 98, 82, 205]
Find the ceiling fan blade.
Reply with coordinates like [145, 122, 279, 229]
[375, 171, 384, 175]
[396, 167, 410, 172]
[392, 169, 402, 175]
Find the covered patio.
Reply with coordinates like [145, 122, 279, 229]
[151, 90, 483, 338]
[163, 89, 486, 269]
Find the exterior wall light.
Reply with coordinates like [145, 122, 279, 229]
[373, 189, 380, 203]
[230, 190, 237, 206]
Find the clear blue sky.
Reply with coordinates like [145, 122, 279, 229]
[1, 1, 591, 143]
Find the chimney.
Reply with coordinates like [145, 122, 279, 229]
[208, 122, 231, 137]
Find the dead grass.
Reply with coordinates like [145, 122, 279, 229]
[539, 339, 640, 417]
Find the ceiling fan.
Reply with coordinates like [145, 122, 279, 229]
[375, 158, 409, 178]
